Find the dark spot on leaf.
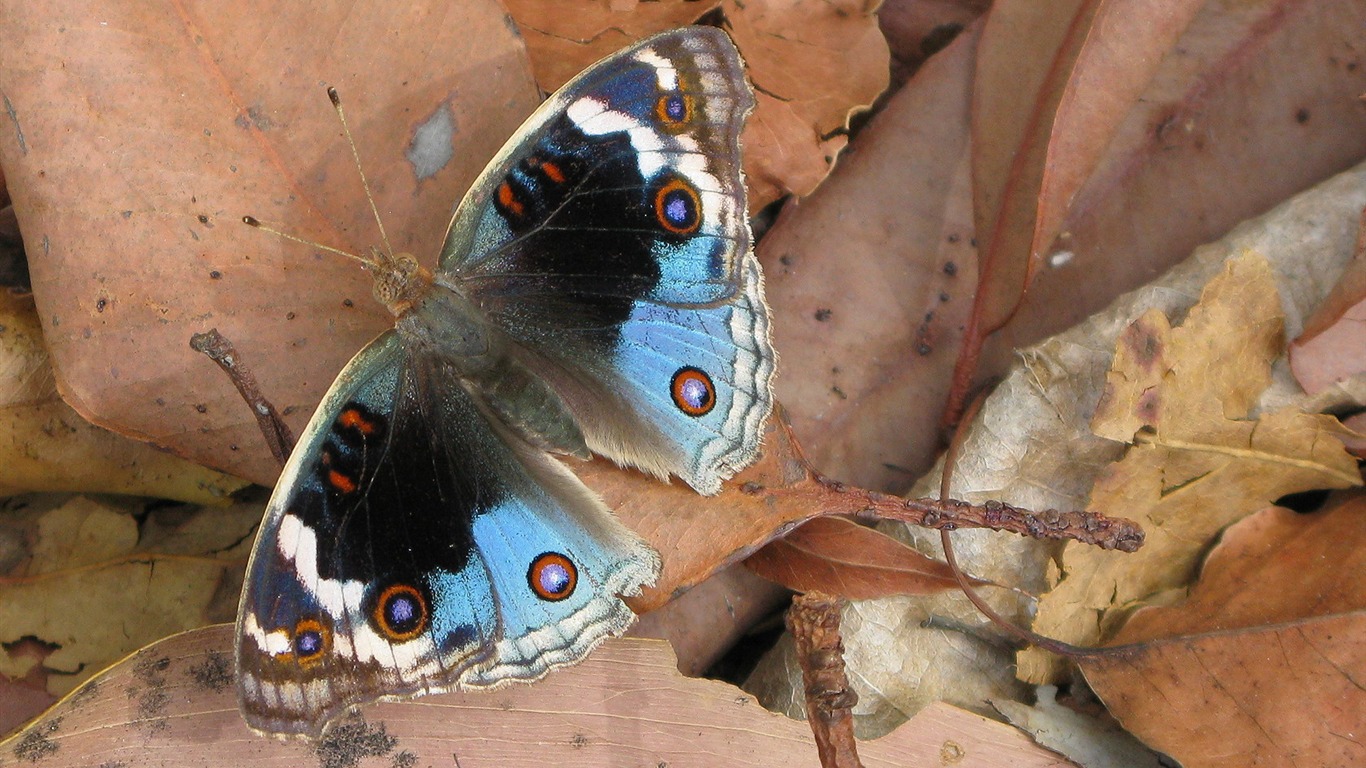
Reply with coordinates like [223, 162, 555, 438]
[13, 718, 60, 761]
[316, 718, 398, 768]
[189, 650, 232, 693]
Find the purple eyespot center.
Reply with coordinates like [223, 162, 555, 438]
[528, 553, 577, 601]
[295, 629, 323, 656]
[373, 583, 427, 640]
[670, 367, 716, 417]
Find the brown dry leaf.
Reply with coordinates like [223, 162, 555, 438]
[1077, 498, 1366, 767]
[763, 19, 979, 492]
[0, 629, 1076, 768]
[0, 291, 247, 502]
[982, 1, 1366, 375]
[1110, 497, 1366, 644]
[744, 515, 981, 599]
[750, 158, 1366, 737]
[1018, 252, 1363, 683]
[0, 495, 259, 696]
[969, 0, 1203, 337]
[0, 0, 541, 487]
[1082, 611, 1366, 768]
[502, 0, 890, 204]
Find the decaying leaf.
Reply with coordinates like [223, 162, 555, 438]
[1077, 497, 1366, 767]
[0, 630, 1076, 768]
[1082, 612, 1366, 768]
[1018, 252, 1362, 682]
[0, 291, 248, 502]
[749, 155, 1366, 735]
[0, 495, 259, 695]
[744, 515, 986, 599]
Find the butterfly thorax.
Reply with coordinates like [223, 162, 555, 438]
[393, 275, 592, 461]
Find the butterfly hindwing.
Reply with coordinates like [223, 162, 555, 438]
[440, 27, 775, 494]
[235, 332, 657, 737]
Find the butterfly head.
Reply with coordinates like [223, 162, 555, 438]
[369, 250, 431, 318]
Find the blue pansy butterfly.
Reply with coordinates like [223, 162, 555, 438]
[235, 26, 775, 737]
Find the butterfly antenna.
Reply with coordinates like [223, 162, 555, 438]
[328, 87, 396, 262]
[241, 216, 376, 267]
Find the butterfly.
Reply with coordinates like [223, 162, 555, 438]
[235, 26, 776, 738]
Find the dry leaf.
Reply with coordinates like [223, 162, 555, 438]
[1082, 611, 1366, 768]
[751, 159, 1366, 735]
[0, 291, 247, 502]
[0, 0, 542, 486]
[969, 0, 1203, 336]
[744, 515, 982, 599]
[1289, 209, 1366, 396]
[1018, 252, 1362, 682]
[982, 0, 1366, 374]
[763, 19, 979, 492]
[1108, 496, 1366, 642]
[0, 629, 1075, 768]
[1076, 496, 1366, 765]
[0, 495, 259, 696]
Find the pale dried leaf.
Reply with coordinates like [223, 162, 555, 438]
[0, 630, 1075, 768]
[0, 292, 247, 502]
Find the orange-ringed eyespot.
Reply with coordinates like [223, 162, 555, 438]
[372, 583, 427, 641]
[654, 178, 700, 234]
[670, 366, 716, 417]
[656, 93, 691, 125]
[292, 618, 329, 663]
[528, 552, 577, 601]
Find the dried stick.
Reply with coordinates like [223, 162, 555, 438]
[787, 592, 862, 768]
[190, 329, 295, 465]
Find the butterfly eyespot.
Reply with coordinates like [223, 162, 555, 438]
[528, 552, 577, 602]
[372, 583, 428, 641]
[670, 366, 716, 417]
[292, 618, 330, 664]
[654, 178, 701, 234]
[656, 93, 691, 125]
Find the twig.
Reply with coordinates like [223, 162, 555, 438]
[787, 592, 862, 768]
[190, 329, 295, 465]
[816, 484, 1144, 552]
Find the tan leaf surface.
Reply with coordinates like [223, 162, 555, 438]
[744, 515, 981, 599]
[753, 160, 1366, 736]
[0, 629, 1075, 768]
[1078, 499, 1366, 767]
[0, 291, 247, 503]
[970, 0, 1203, 335]
[1082, 612, 1366, 768]
[0, 0, 541, 486]
[982, 1, 1366, 375]
[502, 0, 890, 204]
[762, 19, 979, 492]
[1111, 497, 1366, 644]
[0, 496, 259, 695]
[1018, 252, 1363, 682]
